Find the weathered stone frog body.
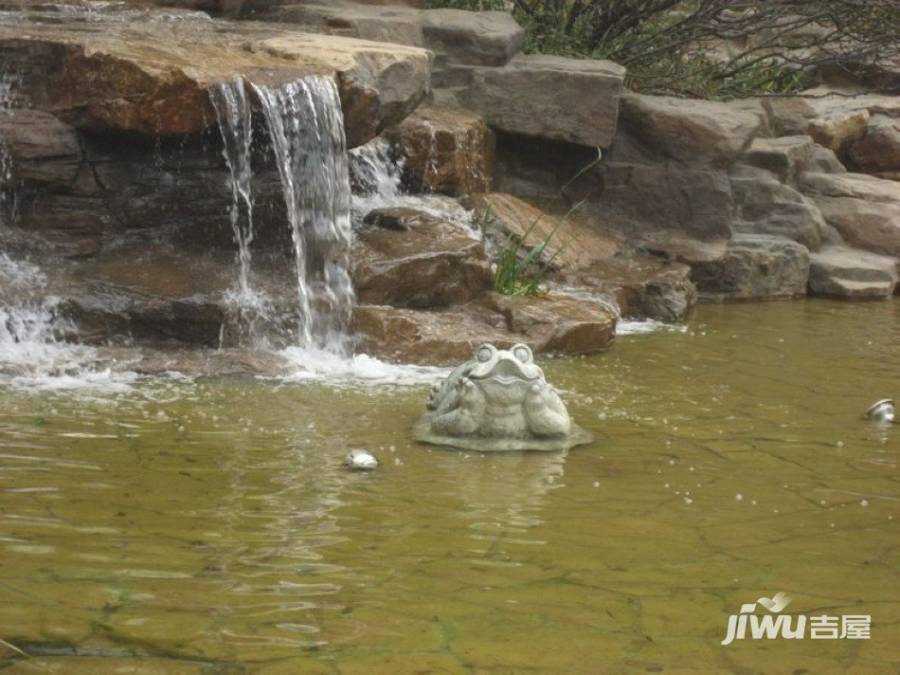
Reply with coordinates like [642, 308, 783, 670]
[414, 343, 592, 452]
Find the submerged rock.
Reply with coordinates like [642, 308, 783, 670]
[413, 343, 592, 452]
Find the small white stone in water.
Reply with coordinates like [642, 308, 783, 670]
[888, 515, 893, 520]
[830, 523, 835, 528]
[664, 483, 670, 489]
[684, 497, 693, 505]
[177, 426, 185, 433]
[345, 450, 378, 471]
[860, 499, 869, 507]
[751, 500, 757, 506]
[593, 481, 600, 488]
[675, 491, 681, 495]
[393, 457, 402, 466]
[820, 500, 827, 506]
[836, 441, 844, 448]
[735, 493, 743, 502]
[389, 445, 396, 453]
[669, 459, 676, 465]
[689, 466, 695, 472]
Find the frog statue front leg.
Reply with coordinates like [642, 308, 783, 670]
[431, 377, 486, 436]
[524, 382, 571, 438]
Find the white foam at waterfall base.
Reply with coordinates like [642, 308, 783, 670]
[279, 346, 449, 386]
[0, 255, 135, 391]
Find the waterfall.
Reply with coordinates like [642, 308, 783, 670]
[252, 76, 354, 354]
[209, 77, 257, 305]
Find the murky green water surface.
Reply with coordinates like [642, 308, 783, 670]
[0, 301, 898, 674]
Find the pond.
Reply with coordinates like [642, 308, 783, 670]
[0, 300, 897, 673]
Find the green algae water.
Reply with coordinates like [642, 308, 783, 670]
[0, 300, 897, 674]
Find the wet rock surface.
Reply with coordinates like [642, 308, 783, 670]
[383, 104, 493, 196]
[351, 207, 491, 308]
[0, 2, 431, 143]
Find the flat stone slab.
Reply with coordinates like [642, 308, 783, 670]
[809, 246, 898, 299]
[0, 2, 431, 144]
[469, 54, 625, 148]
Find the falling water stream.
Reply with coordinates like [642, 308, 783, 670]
[252, 76, 354, 354]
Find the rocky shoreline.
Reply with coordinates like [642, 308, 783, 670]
[0, 0, 897, 371]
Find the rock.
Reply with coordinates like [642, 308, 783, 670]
[0, 110, 81, 186]
[808, 246, 898, 299]
[808, 109, 869, 153]
[799, 172, 900, 256]
[468, 55, 625, 148]
[0, 5, 431, 144]
[593, 162, 734, 241]
[422, 10, 524, 66]
[730, 166, 825, 250]
[618, 94, 767, 167]
[351, 291, 616, 366]
[689, 234, 810, 300]
[741, 135, 815, 183]
[481, 292, 617, 356]
[351, 208, 492, 308]
[345, 449, 378, 470]
[466, 193, 621, 272]
[384, 105, 493, 196]
[248, 3, 523, 67]
[799, 144, 847, 174]
[261, 1, 425, 47]
[351, 303, 512, 365]
[848, 115, 900, 173]
[561, 255, 697, 323]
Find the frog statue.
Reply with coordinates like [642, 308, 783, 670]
[413, 343, 593, 452]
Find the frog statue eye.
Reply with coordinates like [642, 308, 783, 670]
[512, 344, 532, 363]
[476, 345, 495, 363]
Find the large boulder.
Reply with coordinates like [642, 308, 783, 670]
[799, 172, 900, 257]
[351, 207, 492, 308]
[730, 166, 826, 250]
[617, 94, 767, 167]
[690, 234, 810, 300]
[383, 105, 494, 196]
[0, 4, 431, 145]
[468, 55, 625, 148]
[592, 162, 734, 242]
[422, 9, 525, 66]
[561, 256, 697, 323]
[808, 246, 898, 300]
